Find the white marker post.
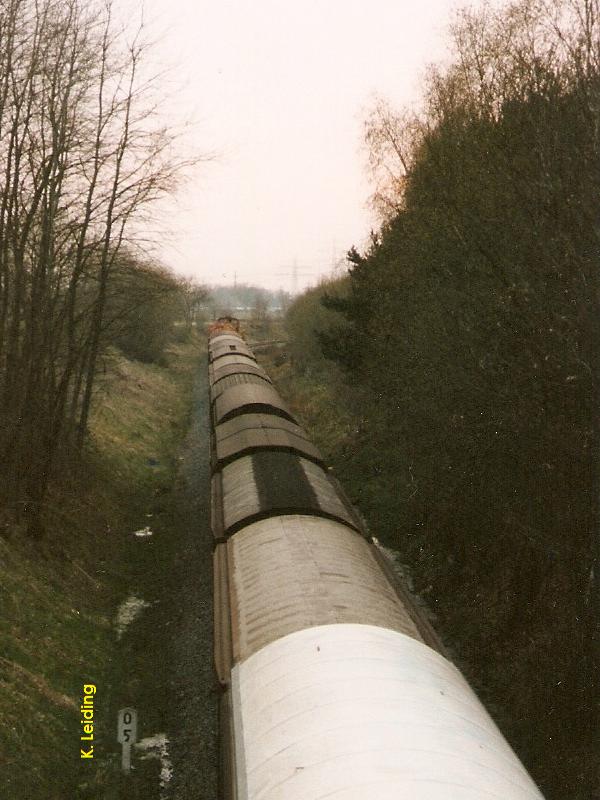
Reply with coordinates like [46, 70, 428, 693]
[117, 707, 138, 773]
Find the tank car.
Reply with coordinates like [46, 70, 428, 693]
[207, 326, 544, 800]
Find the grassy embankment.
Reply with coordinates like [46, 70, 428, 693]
[0, 338, 201, 799]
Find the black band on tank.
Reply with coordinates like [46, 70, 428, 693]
[251, 451, 318, 511]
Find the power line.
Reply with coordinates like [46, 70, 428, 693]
[275, 258, 317, 294]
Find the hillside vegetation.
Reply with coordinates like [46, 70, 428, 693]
[0, 338, 200, 799]
[278, 2, 600, 797]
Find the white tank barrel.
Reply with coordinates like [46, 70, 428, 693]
[231, 624, 544, 800]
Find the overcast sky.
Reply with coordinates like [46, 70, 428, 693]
[123, 0, 474, 293]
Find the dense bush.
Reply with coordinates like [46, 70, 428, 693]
[109, 262, 185, 364]
[285, 277, 350, 376]
[302, 1, 600, 796]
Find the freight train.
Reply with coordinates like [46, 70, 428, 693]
[208, 321, 544, 800]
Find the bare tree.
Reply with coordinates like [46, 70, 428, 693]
[178, 276, 209, 331]
[363, 97, 423, 220]
[0, 0, 198, 535]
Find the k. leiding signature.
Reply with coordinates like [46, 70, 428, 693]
[80, 684, 96, 759]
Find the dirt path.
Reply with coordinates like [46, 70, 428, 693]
[106, 357, 218, 799]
